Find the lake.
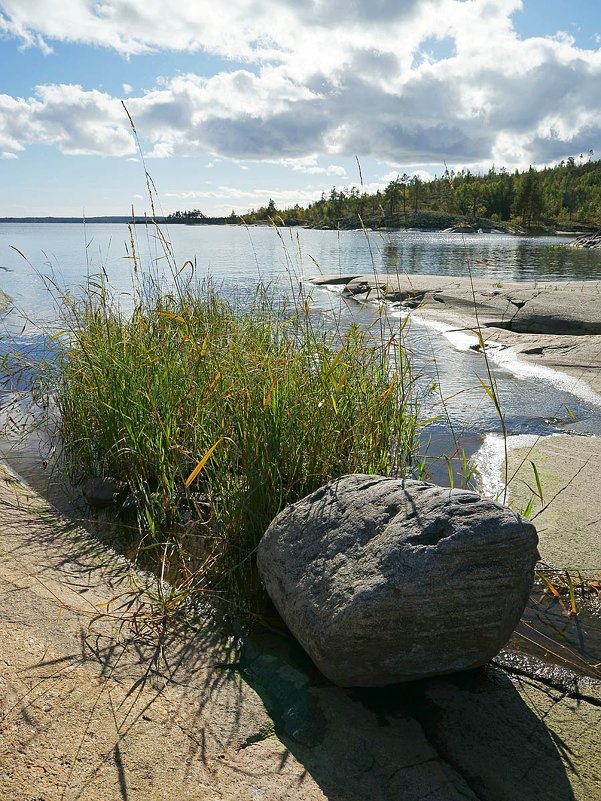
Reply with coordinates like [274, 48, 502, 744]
[1, 222, 601, 501]
[4, 225, 601, 321]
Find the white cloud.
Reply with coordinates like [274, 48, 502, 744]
[409, 169, 436, 182]
[165, 186, 320, 201]
[0, 0, 432, 61]
[0, 84, 135, 156]
[305, 164, 347, 177]
[379, 169, 436, 183]
[1, 0, 601, 173]
[145, 141, 173, 159]
[122, 83, 133, 95]
[1, 150, 18, 159]
[278, 157, 348, 177]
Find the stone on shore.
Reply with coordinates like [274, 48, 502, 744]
[311, 273, 601, 335]
[257, 475, 539, 687]
[2, 460, 600, 800]
[505, 434, 601, 572]
[569, 231, 601, 248]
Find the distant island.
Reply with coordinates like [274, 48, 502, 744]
[0, 214, 234, 225]
[4, 157, 601, 234]
[168, 157, 601, 234]
[0, 216, 166, 224]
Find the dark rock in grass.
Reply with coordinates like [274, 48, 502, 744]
[82, 477, 124, 508]
[257, 475, 538, 687]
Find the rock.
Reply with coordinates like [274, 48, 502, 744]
[1, 464, 598, 801]
[507, 289, 601, 334]
[314, 274, 601, 336]
[569, 231, 601, 248]
[81, 476, 124, 508]
[310, 274, 362, 286]
[443, 225, 477, 233]
[344, 280, 372, 296]
[257, 475, 538, 687]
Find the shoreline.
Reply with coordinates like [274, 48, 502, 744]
[310, 272, 601, 571]
[310, 271, 601, 395]
[0, 218, 590, 239]
[474, 431, 601, 571]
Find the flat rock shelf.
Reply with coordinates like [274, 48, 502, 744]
[311, 273, 601, 335]
[0, 465, 600, 800]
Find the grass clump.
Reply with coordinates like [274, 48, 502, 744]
[41, 275, 418, 616]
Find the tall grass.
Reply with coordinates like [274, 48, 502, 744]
[47, 271, 419, 616]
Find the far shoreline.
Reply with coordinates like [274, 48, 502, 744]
[0, 216, 595, 239]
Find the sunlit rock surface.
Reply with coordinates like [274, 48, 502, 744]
[258, 474, 538, 686]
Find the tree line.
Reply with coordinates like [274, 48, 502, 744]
[170, 155, 601, 230]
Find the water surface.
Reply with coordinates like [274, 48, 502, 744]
[2, 223, 600, 489]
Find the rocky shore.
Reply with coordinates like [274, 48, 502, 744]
[311, 272, 601, 569]
[0, 463, 600, 800]
[569, 231, 601, 249]
[310, 272, 601, 394]
[1, 273, 601, 799]
[311, 272, 601, 336]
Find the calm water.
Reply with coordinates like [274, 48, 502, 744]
[1, 222, 600, 493]
[3, 225, 601, 321]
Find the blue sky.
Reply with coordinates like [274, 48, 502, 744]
[1, 0, 601, 216]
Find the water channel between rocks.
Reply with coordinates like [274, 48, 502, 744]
[0, 223, 600, 678]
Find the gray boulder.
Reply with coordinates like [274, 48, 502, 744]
[257, 475, 538, 687]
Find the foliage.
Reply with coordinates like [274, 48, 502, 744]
[174, 155, 601, 230]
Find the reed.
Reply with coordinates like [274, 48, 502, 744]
[48, 270, 419, 616]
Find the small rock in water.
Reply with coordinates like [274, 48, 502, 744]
[569, 231, 601, 249]
[257, 475, 539, 687]
[82, 477, 123, 508]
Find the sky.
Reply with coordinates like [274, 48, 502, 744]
[1, 0, 601, 216]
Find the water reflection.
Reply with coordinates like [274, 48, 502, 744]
[370, 231, 601, 282]
[3, 226, 601, 330]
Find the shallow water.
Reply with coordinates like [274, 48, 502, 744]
[312, 290, 601, 489]
[1, 222, 600, 494]
[510, 578, 601, 680]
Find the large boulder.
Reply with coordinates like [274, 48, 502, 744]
[257, 475, 538, 687]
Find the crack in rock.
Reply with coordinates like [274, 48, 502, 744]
[236, 725, 275, 751]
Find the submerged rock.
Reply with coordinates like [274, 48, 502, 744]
[258, 475, 538, 687]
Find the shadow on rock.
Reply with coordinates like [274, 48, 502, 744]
[241, 626, 578, 801]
